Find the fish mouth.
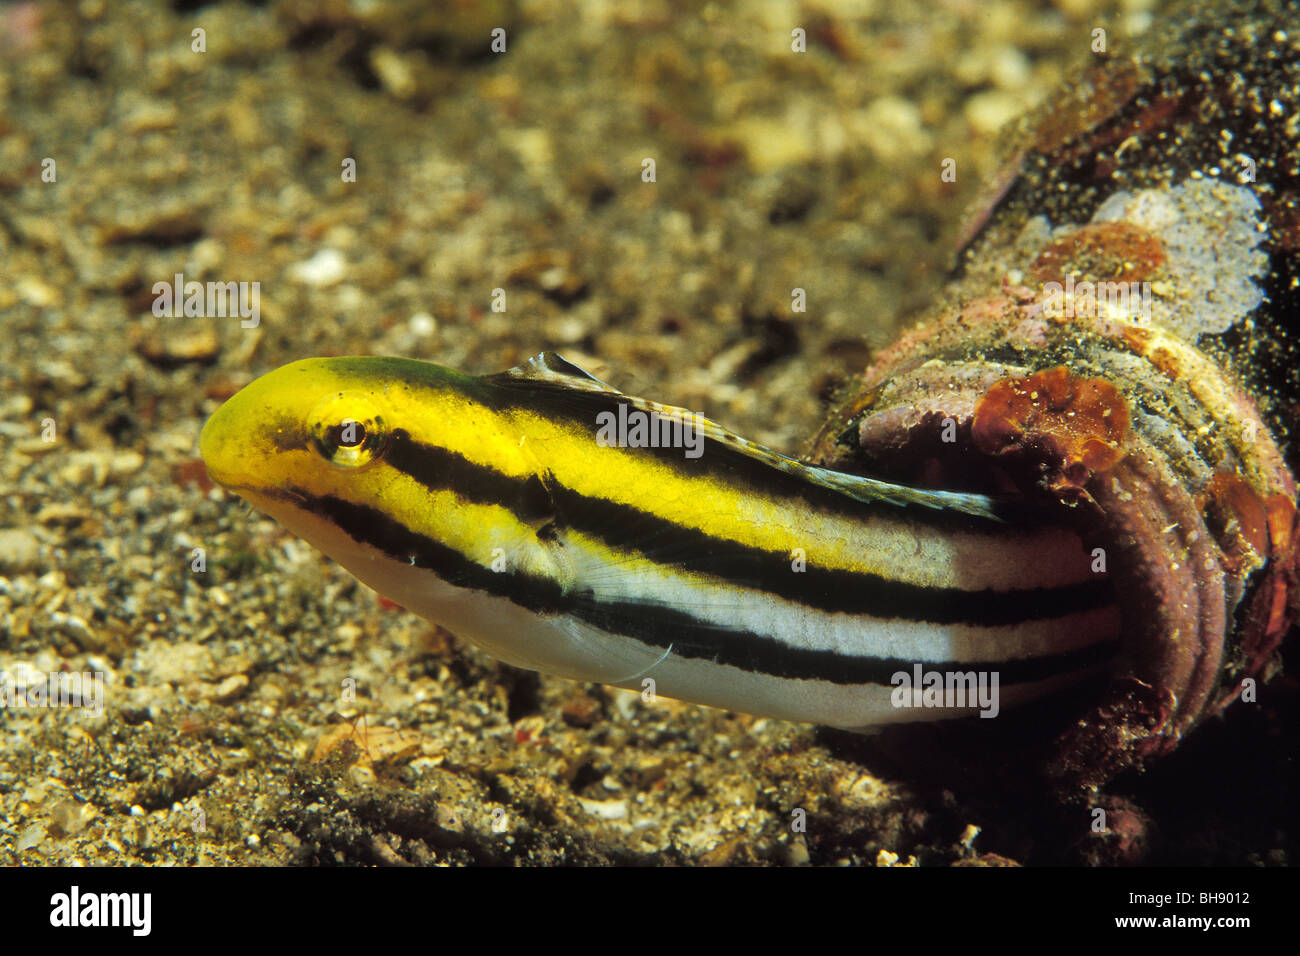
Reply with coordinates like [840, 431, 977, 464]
[199, 410, 231, 488]
[199, 397, 248, 491]
[199, 363, 309, 490]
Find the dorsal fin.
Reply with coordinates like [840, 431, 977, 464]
[487, 353, 1008, 522]
[689, 421, 1007, 520]
[489, 352, 620, 394]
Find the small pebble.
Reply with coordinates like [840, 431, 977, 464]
[785, 839, 811, 866]
[859, 96, 929, 160]
[370, 47, 417, 101]
[136, 328, 221, 366]
[211, 673, 250, 703]
[409, 311, 437, 336]
[579, 798, 628, 821]
[561, 691, 603, 728]
[0, 527, 41, 573]
[16, 824, 44, 852]
[965, 90, 1023, 136]
[288, 249, 347, 287]
[49, 799, 97, 837]
[123, 100, 178, 133]
[15, 277, 60, 307]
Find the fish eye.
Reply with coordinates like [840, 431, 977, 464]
[331, 420, 366, 447]
[308, 395, 387, 469]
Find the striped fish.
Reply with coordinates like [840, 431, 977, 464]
[199, 353, 1121, 729]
